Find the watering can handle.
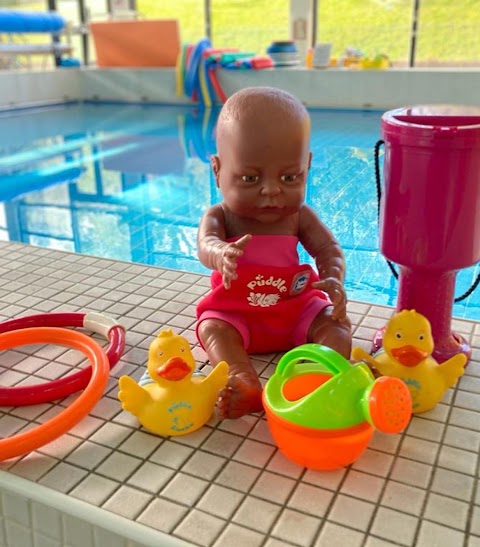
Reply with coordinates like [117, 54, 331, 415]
[276, 344, 351, 378]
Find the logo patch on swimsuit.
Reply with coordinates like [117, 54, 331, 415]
[290, 270, 311, 295]
[247, 292, 281, 307]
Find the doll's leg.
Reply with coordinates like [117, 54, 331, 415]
[197, 318, 263, 420]
[307, 307, 352, 359]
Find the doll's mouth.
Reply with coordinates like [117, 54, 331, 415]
[260, 206, 283, 212]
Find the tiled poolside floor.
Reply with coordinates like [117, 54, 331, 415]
[0, 240, 480, 547]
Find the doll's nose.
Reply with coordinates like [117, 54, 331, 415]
[260, 179, 281, 195]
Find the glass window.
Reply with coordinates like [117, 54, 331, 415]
[211, 0, 289, 55]
[316, 0, 412, 66]
[415, 0, 480, 67]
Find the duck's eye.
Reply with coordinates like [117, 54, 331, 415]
[158, 351, 164, 357]
[242, 175, 258, 183]
[281, 174, 297, 183]
[395, 332, 402, 339]
[419, 334, 424, 341]
[180, 347, 185, 352]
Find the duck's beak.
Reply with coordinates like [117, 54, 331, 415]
[156, 357, 191, 381]
[391, 345, 428, 367]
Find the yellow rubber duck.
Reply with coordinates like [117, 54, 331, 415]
[118, 329, 229, 436]
[352, 310, 466, 413]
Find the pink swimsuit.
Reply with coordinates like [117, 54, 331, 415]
[196, 235, 331, 353]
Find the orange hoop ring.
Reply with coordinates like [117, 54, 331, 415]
[0, 327, 109, 461]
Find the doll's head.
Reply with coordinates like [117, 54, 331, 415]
[212, 87, 312, 225]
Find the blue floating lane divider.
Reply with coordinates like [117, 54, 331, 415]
[0, 10, 66, 33]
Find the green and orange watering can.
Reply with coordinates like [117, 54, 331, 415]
[263, 344, 412, 470]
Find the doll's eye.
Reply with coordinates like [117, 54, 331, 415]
[281, 174, 297, 183]
[242, 175, 259, 183]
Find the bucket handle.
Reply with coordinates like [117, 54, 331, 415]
[276, 344, 351, 380]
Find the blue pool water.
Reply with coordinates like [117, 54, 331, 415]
[0, 102, 478, 320]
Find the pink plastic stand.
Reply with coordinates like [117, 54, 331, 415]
[373, 105, 480, 363]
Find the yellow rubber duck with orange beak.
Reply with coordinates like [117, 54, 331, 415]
[118, 329, 229, 436]
[352, 310, 466, 413]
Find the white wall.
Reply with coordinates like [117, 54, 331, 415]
[1, 67, 480, 110]
[0, 69, 82, 110]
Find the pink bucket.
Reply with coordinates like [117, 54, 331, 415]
[375, 105, 480, 362]
[380, 105, 480, 270]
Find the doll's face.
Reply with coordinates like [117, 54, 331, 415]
[212, 111, 311, 224]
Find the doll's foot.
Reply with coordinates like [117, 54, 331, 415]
[217, 372, 263, 420]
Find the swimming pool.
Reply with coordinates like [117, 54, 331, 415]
[0, 102, 478, 320]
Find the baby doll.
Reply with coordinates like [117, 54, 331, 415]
[196, 86, 352, 420]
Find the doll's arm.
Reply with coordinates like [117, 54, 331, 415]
[197, 205, 251, 289]
[299, 205, 347, 321]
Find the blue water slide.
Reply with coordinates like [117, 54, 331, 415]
[0, 10, 66, 33]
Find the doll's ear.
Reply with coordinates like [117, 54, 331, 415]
[211, 155, 221, 186]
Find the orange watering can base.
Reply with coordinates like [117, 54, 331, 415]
[263, 399, 374, 470]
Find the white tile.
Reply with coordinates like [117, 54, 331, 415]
[197, 485, 244, 520]
[250, 470, 297, 504]
[287, 483, 334, 517]
[233, 439, 276, 468]
[88, 422, 134, 448]
[389, 458, 433, 489]
[444, 425, 480, 452]
[173, 509, 225, 546]
[407, 416, 446, 443]
[233, 496, 281, 533]
[161, 472, 209, 506]
[267, 450, 305, 478]
[149, 440, 194, 469]
[315, 522, 364, 547]
[399, 436, 439, 465]
[437, 444, 477, 475]
[95, 451, 142, 481]
[370, 507, 418, 546]
[201, 430, 244, 458]
[5, 520, 33, 547]
[62, 514, 92, 547]
[102, 486, 152, 520]
[430, 468, 474, 502]
[181, 450, 226, 480]
[380, 480, 426, 515]
[31, 502, 61, 539]
[69, 473, 119, 506]
[352, 448, 394, 477]
[341, 470, 385, 502]
[272, 508, 321, 546]
[137, 498, 187, 533]
[213, 523, 264, 547]
[416, 520, 464, 547]
[215, 461, 262, 493]
[128, 462, 174, 494]
[65, 441, 112, 469]
[38, 463, 88, 494]
[328, 494, 375, 531]
[424, 493, 469, 530]
[303, 468, 347, 490]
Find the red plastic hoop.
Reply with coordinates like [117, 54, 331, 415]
[0, 312, 125, 406]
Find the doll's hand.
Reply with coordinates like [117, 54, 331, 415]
[312, 277, 348, 322]
[220, 234, 252, 289]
